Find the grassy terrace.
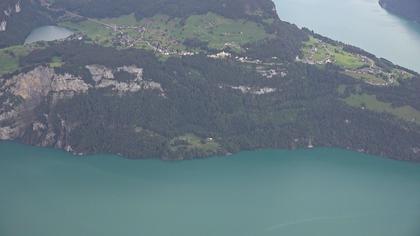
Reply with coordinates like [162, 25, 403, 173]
[0, 45, 32, 76]
[344, 93, 420, 125]
[182, 13, 269, 50]
[302, 37, 366, 70]
[301, 37, 415, 86]
[0, 43, 62, 77]
[170, 134, 220, 155]
[60, 20, 116, 47]
[344, 71, 386, 85]
[59, 13, 271, 55]
[49, 56, 64, 68]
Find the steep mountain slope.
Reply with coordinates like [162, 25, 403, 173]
[380, 0, 420, 22]
[0, 0, 53, 48]
[1, 0, 420, 161]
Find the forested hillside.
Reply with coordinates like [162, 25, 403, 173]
[380, 0, 420, 22]
[51, 0, 278, 20]
[1, 0, 420, 161]
[0, 0, 52, 48]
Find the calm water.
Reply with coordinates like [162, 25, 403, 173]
[1, 142, 420, 236]
[274, 0, 420, 72]
[3, 1, 420, 235]
[24, 26, 73, 44]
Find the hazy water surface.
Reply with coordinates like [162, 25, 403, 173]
[25, 26, 73, 44]
[6, 2, 420, 234]
[274, 0, 420, 72]
[1, 142, 420, 236]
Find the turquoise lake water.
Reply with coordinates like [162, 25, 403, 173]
[274, 0, 420, 72]
[24, 26, 73, 44]
[1, 142, 420, 236]
[3, 0, 420, 235]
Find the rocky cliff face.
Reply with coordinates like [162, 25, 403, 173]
[0, 0, 21, 32]
[0, 66, 88, 140]
[0, 0, 52, 48]
[85, 65, 164, 95]
[0, 64, 164, 150]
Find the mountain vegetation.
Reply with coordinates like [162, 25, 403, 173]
[379, 0, 420, 22]
[1, 0, 420, 161]
[0, 0, 53, 48]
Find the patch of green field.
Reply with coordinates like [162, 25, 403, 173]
[334, 51, 365, 69]
[0, 45, 32, 76]
[136, 15, 186, 51]
[60, 13, 270, 54]
[59, 20, 115, 47]
[183, 13, 270, 51]
[170, 134, 220, 154]
[337, 84, 347, 95]
[344, 93, 420, 125]
[302, 37, 366, 70]
[101, 14, 139, 26]
[344, 71, 387, 85]
[301, 37, 412, 86]
[49, 56, 63, 68]
[302, 37, 328, 61]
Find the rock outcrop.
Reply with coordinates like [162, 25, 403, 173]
[86, 64, 164, 94]
[0, 64, 165, 143]
[0, 21, 6, 31]
[6, 66, 89, 100]
[228, 85, 277, 95]
[0, 66, 88, 140]
[0, 0, 21, 32]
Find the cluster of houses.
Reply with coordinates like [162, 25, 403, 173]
[104, 23, 198, 57]
[300, 39, 412, 86]
[208, 51, 288, 79]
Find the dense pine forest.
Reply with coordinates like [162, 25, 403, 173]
[1, 0, 420, 161]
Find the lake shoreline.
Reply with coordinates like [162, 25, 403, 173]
[4, 140, 419, 165]
[1, 140, 420, 236]
[24, 25, 73, 44]
[273, 0, 420, 72]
